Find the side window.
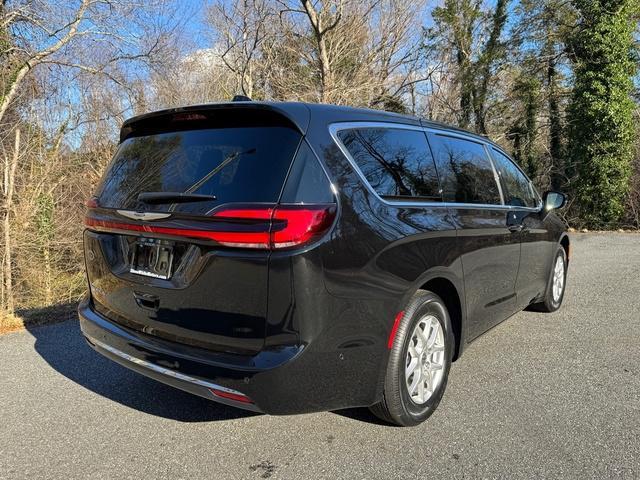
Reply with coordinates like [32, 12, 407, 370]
[428, 133, 502, 205]
[281, 140, 334, 203]
[490, 149, 536, 208]
[337, 127, 441, 200]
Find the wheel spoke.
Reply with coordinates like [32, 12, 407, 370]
[408, 368, 421, 396]
[416, 327, 429, 353]
[427, 319, 439, 347]
[405, 356, 419, 378]
[423, 367, 432, 393]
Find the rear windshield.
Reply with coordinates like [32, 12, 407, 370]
[97, 126, 302, 215]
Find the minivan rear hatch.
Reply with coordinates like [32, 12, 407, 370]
[84, 106, 305, 354]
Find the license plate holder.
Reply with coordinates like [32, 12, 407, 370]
[130, 238, 174, 280]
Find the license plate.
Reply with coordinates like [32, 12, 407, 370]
[130, 239, 174, 280]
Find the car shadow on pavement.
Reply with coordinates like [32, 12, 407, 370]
[25, 309, 258, 423]
[332, 408, 392, 426]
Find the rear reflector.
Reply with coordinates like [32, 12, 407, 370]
[387, 311, 405, 349]
[85, 203, 336, 250]
[208, 387, 253, 404]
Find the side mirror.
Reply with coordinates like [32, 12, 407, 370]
[543, 191, 566, 211]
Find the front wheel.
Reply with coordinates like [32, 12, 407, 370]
[529, 246, 567, 312]
[370, 290, 454, 427]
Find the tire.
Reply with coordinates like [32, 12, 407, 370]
[370, 290, 454, 427]
[528, 246, 567, 313]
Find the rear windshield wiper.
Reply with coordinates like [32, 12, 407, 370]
[137, 192, 217, 204]
[182, 148, 257, 195]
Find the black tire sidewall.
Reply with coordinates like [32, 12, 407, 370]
[391, 292, 454, 425]
[547, 247, 567, 311]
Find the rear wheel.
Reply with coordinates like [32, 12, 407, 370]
[529, 246, 567, 312]
[370, 290, 454, 427]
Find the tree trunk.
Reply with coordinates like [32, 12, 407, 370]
[458, 54, 473, 129]
[472, 0, 508, 134]
[2, 128, 19, 314]
[316, 35, 332, 102]
[0, 64, 30, 126]
[301, 0, 334, 103]
[547, 56, 563, 189]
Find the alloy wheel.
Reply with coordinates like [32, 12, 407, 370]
[405, 315, 446, 404]
[552, 256, 565, 303]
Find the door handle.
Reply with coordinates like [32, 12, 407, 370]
[508, 224, 524, 233]
[133, 291, 159, 310]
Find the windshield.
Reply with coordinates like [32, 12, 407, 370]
[97, 126, 302, 216]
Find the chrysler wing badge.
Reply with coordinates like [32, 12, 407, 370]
[116, 210, 171, 221]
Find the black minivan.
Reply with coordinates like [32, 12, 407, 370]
[80, 101, 569, 426]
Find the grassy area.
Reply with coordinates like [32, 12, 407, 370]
[0, 311, 25, 335]
[0, 303, 78, 335]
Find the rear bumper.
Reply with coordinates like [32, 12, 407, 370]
[79, 293, 387, 414]
[85, 334, 262, 412]
[79, 296, 303, 414]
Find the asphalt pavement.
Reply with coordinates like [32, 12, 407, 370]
[1, 233, 639, 479]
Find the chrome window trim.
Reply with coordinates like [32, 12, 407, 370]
[328, 121, 542, 212]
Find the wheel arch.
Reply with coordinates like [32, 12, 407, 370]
[418, 277, 464, 361]
[396, 268, 467, 362]
[559, 233, 570, 264]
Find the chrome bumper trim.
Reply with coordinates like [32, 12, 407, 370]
[85, 335, 249, 398]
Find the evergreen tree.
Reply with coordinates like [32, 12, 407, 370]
[567, 0, 638, 227]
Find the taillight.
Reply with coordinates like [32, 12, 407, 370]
[85, 197, 99, 208]
[84, 203, 336, 250]
[271, 206, 336, 248]
[212, 204, 336, 250]
[84, 216, 272, 248]
[172, 113, 207, 122]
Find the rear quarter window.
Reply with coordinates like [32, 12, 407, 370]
[281, 141, 334, 203]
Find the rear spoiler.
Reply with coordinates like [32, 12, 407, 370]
[120, 102, 311, 143]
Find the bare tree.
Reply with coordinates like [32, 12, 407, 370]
[366, 0, 428, 111]
[277, 0, 347, 102]
[1, 1, 91, 125]
[0, 0, 185, 318]
[0, 0, 176, 126]
[207, 0, 272, 98]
